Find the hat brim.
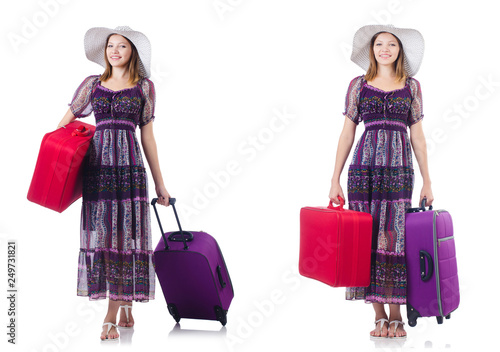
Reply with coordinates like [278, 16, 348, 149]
[84, 26, 151, 78]
[350, 24, 424, 77]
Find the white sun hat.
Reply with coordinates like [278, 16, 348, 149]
[350, 24, 424, 77]
[84, 26, 151, 78]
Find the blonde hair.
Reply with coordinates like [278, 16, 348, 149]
[100, 34, 141, 85]
[364, 31, 407, 82]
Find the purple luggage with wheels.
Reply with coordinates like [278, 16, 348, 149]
[151, 198, 234, 325]
[405, 199, 460, 327]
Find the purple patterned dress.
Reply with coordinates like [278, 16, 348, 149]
[343, 75, 423, 304]
[69, 75, 156, 302]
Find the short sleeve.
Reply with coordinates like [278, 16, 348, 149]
[69, 75, 99, 118]
[408, 77, 424, 126]
[342, 76, 364, 124]
[138, 78, 156, 127]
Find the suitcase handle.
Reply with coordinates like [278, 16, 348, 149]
[407, 197, 433, 213]
[419, 250, 434, 281]
[216, 265, 227, 288]
[71, 125, 92, 137]
[168, 231, 194, 242]
[327, 196, 345, 210]
[151, 198, 190, 250]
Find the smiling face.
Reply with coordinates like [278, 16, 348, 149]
[105, 34, 133, 69]
[372, 32, 400, 67]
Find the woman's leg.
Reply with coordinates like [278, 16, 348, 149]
[118, 301, 135, 327]
[371, 303, 389, 337]
[388, 304, 406, 337]
[101, 299, 120, 340]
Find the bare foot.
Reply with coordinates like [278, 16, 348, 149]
[118, 305, 134, 328]
[388, 319, 406, 338]
[370, 318, 389, 338]
[101, 323, 119, 341]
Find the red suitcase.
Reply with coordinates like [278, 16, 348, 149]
[299, 197, 373, 287]
[27, 121, 95, 213]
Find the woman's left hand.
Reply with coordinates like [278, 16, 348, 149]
[155, 184, 171, 206]
[419, 183, 434, 207]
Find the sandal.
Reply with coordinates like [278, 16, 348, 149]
[101, 322, 119, 341]
[118, 305, 134, 328]
[370, 318, 389, 339]
[389, 320, 407, 339]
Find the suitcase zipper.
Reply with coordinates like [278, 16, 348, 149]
[433, 210, 449, 317]
[45, 133, 79, 205]
[303, 207, 337, 213]
[438, 235, 454, 247]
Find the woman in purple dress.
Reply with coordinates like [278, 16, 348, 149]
[57, 26, 170, 341]
[329, 25, 433, 339]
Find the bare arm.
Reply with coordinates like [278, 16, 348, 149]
[409, 120, 434, 206]
[329, 117, 357, 204]
[57, 108, 77, 129]
[140, 122, 170, 206]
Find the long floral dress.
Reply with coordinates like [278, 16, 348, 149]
[70, 75, 156, 302]
[344, 75, 423, 304]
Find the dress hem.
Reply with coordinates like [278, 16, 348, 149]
[77, 291, 155, 303]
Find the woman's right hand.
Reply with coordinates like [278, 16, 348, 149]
[329, 182, 345, 205]
[155, 184, 171, 207]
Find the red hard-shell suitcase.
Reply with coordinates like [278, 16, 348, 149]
[299, 197, 373, 287]
[27, 121, 95, 213]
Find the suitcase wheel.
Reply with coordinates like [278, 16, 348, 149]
[446, 314, 451, 320]
[214, 306, 227, 326]
[168, 304, 181, 323]
[406, 304, 420, 327]
[436, 316, 443, 324]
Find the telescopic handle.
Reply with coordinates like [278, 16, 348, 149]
[151, 198, 190, 250]
[151, 198, 170, 250]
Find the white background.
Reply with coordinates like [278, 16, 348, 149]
[1, 0, 498, 351]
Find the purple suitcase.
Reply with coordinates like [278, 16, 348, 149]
[405, 199, 460, 327]
[151, 198, 234, 325]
